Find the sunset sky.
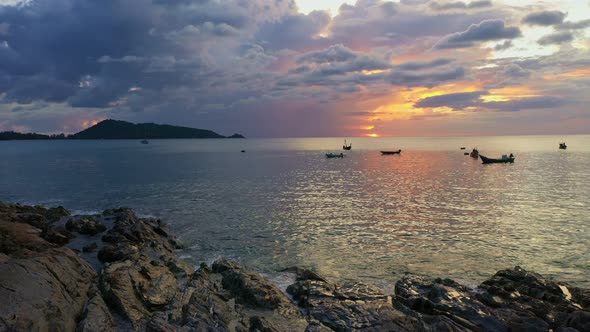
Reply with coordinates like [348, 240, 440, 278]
[0, 0, 589, 137]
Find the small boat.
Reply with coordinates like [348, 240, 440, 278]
[470, 148, 479, 159]
[460, 147, 466, 150]
[464, 152, 469, 155]
[326, 153, 344, 158]
[480, 154, 515, 164]
[559, 142, 567, 150]
[343, 139, 352, 150]
[140, 139, 149, 144]
[381, 150, 401, 155]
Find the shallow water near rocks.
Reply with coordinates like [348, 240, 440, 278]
[1, 135, 589, 289]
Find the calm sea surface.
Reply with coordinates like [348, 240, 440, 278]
[1, 136, 589, 289]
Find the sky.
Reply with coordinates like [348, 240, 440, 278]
[0, 0, 589, 137]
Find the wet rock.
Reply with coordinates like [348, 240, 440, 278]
[44, 227, 74, 245]
[66, 216, 107, 235]
[213, 258, 298, 313]
[395, 266, 589, 332]
[288, 270, 420, 331]
[77, 289, 117, 332]
[83, 242, 98, 253]
[395, 275, 510, 331]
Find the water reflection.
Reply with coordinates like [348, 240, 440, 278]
[0, 137, 589, 289]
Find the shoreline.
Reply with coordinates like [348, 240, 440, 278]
[1, 202, 588, 331]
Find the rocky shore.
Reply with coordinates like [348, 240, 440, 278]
[1, 202, 588, 331]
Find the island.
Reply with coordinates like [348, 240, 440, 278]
[1, 201, 589, 331]
[0, 119, 245, 140]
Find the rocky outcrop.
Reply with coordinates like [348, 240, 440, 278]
[66, 216, 107, 235]
[395, 266, 589, 331]
[1, 201, 589, 332]
[0, 203, 95, 331]
[287, 268, 420, 331]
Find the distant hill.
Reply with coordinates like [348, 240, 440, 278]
[0, 119, 245, 140]
[0, 131, 67, 140]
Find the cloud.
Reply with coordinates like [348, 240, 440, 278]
[396, 58, 454, 70]
[522, 10, 567, 26]
[415, 91, 566, 111]
[494, 40, 513, 50]
[538, 31, 574, 45]
[435, 19, 521, 49]
[415, 91, 488, 109]
[503, 64, 530, 78]
[557, 19, 590, 30]
[429, 1, 493, 11]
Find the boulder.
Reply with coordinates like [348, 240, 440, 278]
[66, 216, 107, 235]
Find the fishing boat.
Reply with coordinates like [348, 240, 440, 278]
[380, 150, 401, 155]
[480, 154, 515, 164]
[140, 139, 149, 144]
[343, 139, 352, 150]
[464, 152, 469, 155]
[559, 142, 567, 150]
[326, 153, 344, 158]
[470, 148, 479, 159]
[460, 147, 466, 150]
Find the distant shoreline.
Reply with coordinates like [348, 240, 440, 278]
[0, 119, 245, 140]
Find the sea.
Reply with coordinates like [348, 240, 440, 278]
[1, 136, 589, 290]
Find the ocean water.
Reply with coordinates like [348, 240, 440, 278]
[1, 136, 589, 289]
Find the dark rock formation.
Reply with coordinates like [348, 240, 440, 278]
[395, 266, 589, 331]
[1, 201, 589, 332]
[287, 268, 420, 331]
[66, 216, 107, 235]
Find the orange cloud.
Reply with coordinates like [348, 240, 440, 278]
[544, 68, 590, 80]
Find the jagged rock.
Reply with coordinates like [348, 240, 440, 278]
[395, 275, 510, 331]
[0, 215, 96, 331]
[213, 258, 301, 317]
[66, 216, 107, 235]
[395, 266, 590, 332]
[288, 271, 420, 331]
[77, 289, 117, 331]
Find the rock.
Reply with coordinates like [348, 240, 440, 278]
[395, 266, 589, 332]
[77, 290, 117, 332]
[565, 310, 590, 331]
[213, 258, 299, 315]
[66, 216, 107, 235]
[44, 227, 74, 245]
[395, 275, 510, 331]
[0, 219, 96, 332]
[83, 242, 98, 253]
[288, 270, 420, 331]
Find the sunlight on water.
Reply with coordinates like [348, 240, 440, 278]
[1, 136, 589, 289]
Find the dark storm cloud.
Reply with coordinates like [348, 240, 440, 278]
[522, 10, 566, 26]
[429, 1, 493, 11]
[435, 19, 522, 49]
[538, 31, 574, 45]
[484, 96, 566, 111]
